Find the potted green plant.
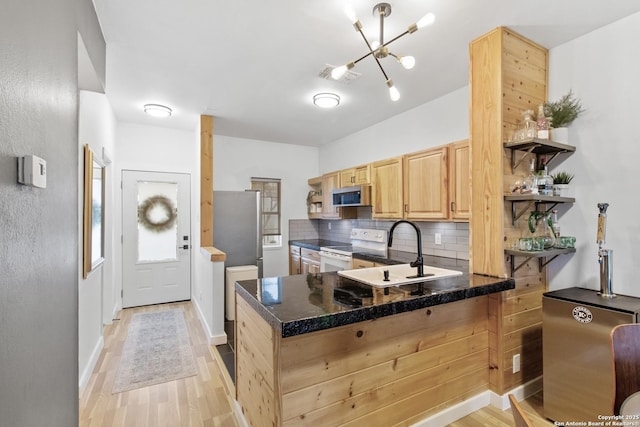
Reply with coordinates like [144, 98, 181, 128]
[551, 171, 574, 197]
[544, 90, 584, 144]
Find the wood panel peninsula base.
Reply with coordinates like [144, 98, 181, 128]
[233, 269, 514, 426]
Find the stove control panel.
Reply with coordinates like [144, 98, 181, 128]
[351, 228, 387, 243]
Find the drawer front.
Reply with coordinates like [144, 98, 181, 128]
[352, 259, 375, 269]
[300, 248, 320, 262]
[290, 245, 301, 256]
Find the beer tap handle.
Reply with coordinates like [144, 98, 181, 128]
[597, 203, 609, 248]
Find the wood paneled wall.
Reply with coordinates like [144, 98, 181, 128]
[236, 297, 490, 426]
[470, 27, 548, 394]
[236, 296, 279, 426]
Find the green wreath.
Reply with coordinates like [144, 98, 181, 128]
[138, 195, 176, 232]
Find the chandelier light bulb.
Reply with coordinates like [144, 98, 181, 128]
[331, 65, 347, 80]
[345, 6, 358, 24]
[416, 12, 435, 29]
[386, 80, 400, 102]
[331, 62, 354, 80]
[398, 55, 415, 69]
[331, 4, 433, 101]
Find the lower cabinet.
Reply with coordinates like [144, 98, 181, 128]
[290, 245, 320, 275]
[289, 245, 301, 275]
[301, 248, 320, 274]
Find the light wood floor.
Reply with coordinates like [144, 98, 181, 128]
[449, 391, 553, 427]
[79, 301, 552, 427]
[79, 301, 238, 427]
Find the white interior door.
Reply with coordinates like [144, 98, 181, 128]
[122, 170, 191, 308]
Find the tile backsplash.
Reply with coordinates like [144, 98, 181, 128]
[289, 218, 470, 260]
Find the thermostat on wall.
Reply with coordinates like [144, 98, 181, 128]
[18, 155, 47, 188]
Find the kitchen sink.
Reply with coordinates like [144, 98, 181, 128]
[338, 263, 463, 288]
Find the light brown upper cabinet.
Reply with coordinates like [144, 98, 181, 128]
[370, 142, 468, 221]
[321, 171, 341, 219]
[403, 146, 449, 220]
[340, 164, 371, 186]
[371, 157, 404, 219]
[449, 139, 470, 220]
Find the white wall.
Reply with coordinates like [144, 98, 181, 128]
[114, 122, 199, 308]
[214, 135, 319, 277]
[547, 11, 640, 296]
[319, 86, 469, 173]
[78, 91, 116, 389]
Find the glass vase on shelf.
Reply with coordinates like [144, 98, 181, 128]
[537, 158, 553, 196]
[536, 104, 550, 139]
[522, 109, 536, 140]
[528, 210, 556, 250]
[507, 120, 522, 142]
[523, 158, 538, 194]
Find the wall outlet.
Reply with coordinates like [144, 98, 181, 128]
[513, 353, 521, 373]
[328, 222, 332, 230]
[435, 232, 442, 245]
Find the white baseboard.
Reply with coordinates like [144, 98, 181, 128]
[410, 376, 543, 426]
[489, 376, 543, 410]
[192, 298, 227, 345]
[79, 336, 104, 391]
[233, 400, 249, 427]
[209, 333, 227, 345]
[411, 391, 490, 427]
[112, 301, 122, 321]
[103, 301, 122, 325]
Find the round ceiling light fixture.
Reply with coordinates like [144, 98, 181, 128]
[313, 93, 340, 108]
[143, 103, 172, 117]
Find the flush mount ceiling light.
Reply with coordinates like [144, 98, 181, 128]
[143, 103, 172, 117]
[313, 93, 341, 108]
[331, 3, 435, 102]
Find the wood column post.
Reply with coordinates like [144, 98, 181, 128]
[200, 115, 213, 248]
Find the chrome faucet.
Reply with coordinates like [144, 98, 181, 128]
[388, 220, 424, 278]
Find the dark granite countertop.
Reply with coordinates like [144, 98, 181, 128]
[288, 239, 347, 250]
[288, 240, 467, 271]
[236, 267, 514, 338]
[352, 249, 470, 269]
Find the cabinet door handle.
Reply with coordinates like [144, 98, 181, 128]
[404, 204, 408, 212]
[450, 202, 455, 212]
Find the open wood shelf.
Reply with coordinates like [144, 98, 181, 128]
[505, 247, 576, 276]
[504, 138, 576, 171]
[505, 194, 576, 225]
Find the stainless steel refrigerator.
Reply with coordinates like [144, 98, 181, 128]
[543, 287, 640, 422]
[213, 190, 263, 277]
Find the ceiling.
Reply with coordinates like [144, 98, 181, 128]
[93, 0, 640, 147]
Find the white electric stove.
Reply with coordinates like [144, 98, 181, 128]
[319, 228, 387, 272]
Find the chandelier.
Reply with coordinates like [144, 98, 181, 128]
[331, 3, 435, 101]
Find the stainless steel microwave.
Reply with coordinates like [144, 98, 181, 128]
[332, 185, 371, 207]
